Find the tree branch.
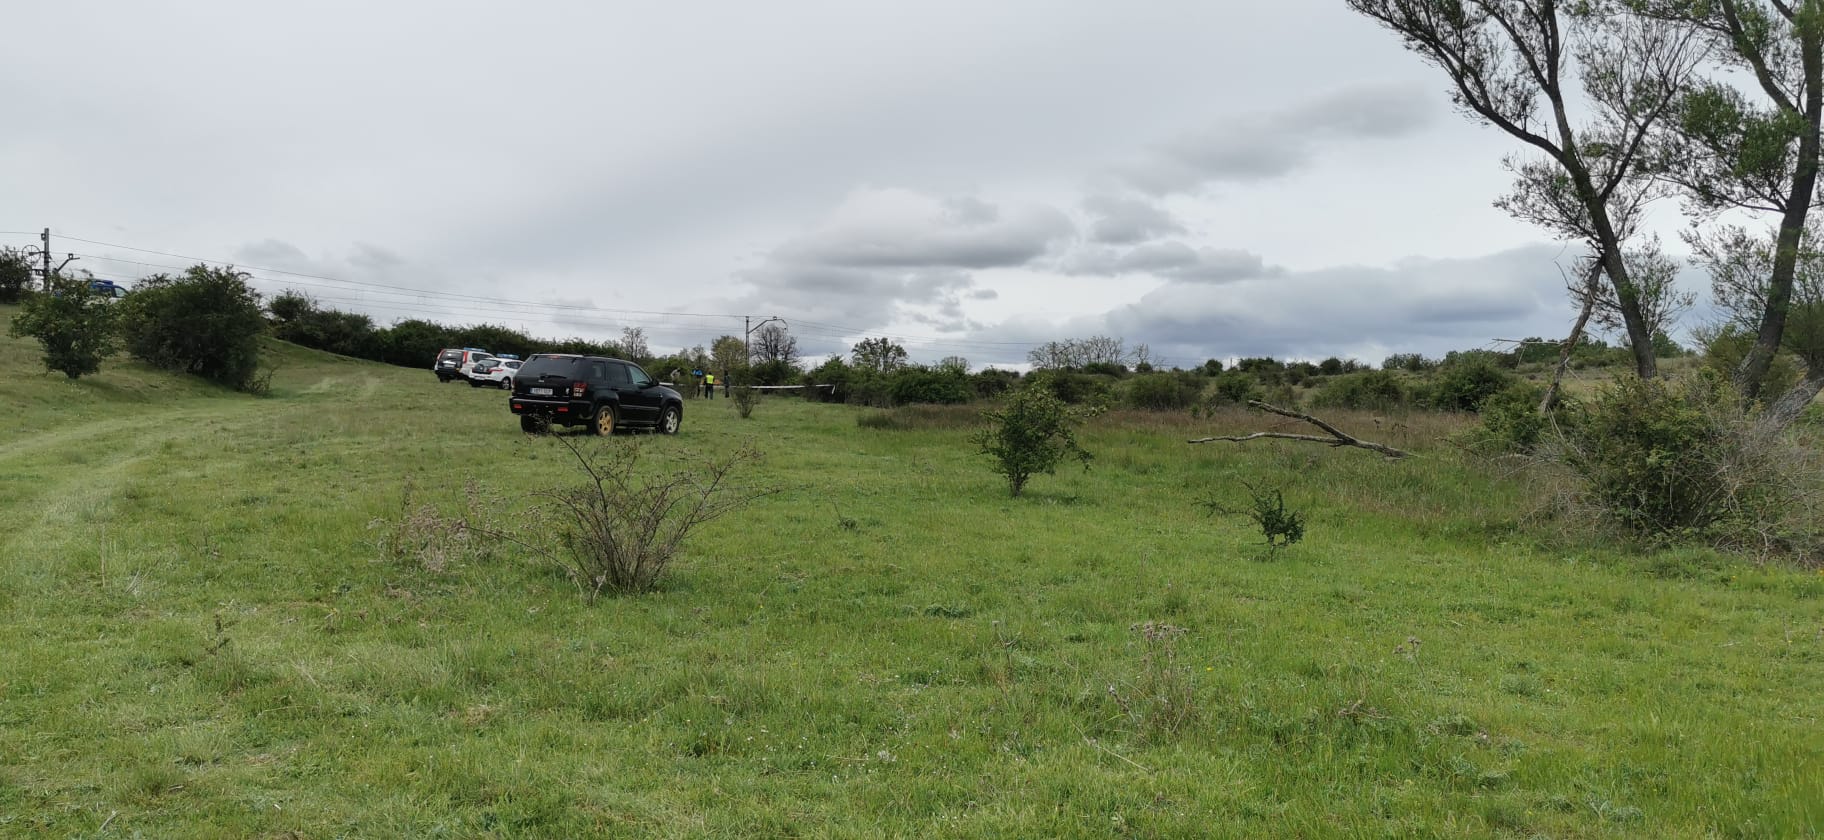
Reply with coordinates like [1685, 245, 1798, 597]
[1187, 401, 1413, 459]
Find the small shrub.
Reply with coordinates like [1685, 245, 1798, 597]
[732, 385, 757, 419]
[1205, 483, 1306, 551]
[498, 437, 772, 597]
[9, 277, 117, 379]
[973, 387, 1095, 497]
[1247, 487, 1306, 549]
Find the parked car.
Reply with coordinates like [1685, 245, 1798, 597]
[509, 354, 683, 435]
[432, 348, 494, 383]
[468, 357, 522, 389]
[89, 280, 129, 300]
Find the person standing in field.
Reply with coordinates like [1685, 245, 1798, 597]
[704, 371, 715, 399]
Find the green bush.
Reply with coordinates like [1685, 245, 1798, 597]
[1468, 383, 1551, 453]
[802, 355, 853, 403]
[1698, 323, 1802, 398]
[0, 248, 35, 305]
[1126, 372, 1203, 411]
[1208, 371, 1261, 405]
[1557, 372, 1814, 546]
[887, 367, 970, 405]
[973, 387, 1094, 497]
[118, 265, 267, 390]
[1027, 370, 1113, 407]
[847, 373, 893, 408]
[1310, 370, 1409, 411]
[971, 368, 1021, 399]
[1383, 352, 1435, 372]
[747, 359, 796, 386]
[9, 277, 117, 379]
[1424, 357, 1516, 412]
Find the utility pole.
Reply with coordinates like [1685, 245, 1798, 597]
[22, 228, 74, 291]
[744, 315, 783, 365]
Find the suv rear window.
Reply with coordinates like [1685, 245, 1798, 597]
[517, 357, 583, 381]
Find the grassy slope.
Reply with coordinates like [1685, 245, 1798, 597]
[1, 305, 1821, 838]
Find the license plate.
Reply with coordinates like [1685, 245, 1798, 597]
[531, 387, 553, 396]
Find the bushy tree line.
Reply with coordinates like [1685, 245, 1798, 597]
[9, 265, 269, 390]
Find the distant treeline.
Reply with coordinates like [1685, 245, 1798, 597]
[267, 292, 1683, 411]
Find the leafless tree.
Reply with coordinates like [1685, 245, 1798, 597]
[749, 322, 799, 366]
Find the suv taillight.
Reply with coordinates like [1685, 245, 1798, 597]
[571, 381, 586, 397]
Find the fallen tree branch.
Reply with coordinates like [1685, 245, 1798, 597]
[1187, 401, 1412, 459]
[1541, 256, 1603, 415]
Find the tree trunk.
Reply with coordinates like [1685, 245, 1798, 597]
[1739, 8, 1824, 400]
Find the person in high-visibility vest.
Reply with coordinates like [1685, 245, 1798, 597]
[703, 372, 716, 399]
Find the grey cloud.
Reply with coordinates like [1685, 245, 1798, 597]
[1060, 241, 1274, 284]
[736, 188, 1072, 331]
[1083, 194, 1186, 244]
[953, 244, 1591, 369]
[769, 189, 1072, 270]
[234, 239, 313, 270]
[1103, 245, 1566, 361]
[349, 242, 404, 271]
[1115, 83, 1434, 195]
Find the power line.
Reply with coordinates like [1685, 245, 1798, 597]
[60, 235, 743, 322]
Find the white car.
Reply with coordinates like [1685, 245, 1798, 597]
[434, 348, 495, 383]
[468, 357, 522, 389]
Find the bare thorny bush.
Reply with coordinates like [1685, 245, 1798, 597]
[731, 385, 758, 419]
[483, 435, 774, 598]
[369, 479, 488, 573]
[1105, 621, 1201, 744]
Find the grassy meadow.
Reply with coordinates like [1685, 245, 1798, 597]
[1, 304, 1822, 838]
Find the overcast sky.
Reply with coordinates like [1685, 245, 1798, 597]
[0, 1, 1710, 368]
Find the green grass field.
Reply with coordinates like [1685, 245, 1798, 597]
[2, 305, 1822, 838]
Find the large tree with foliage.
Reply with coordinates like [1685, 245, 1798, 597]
[709, 334, 746, 378]
[851, 336, 908, 373]
[8, 275, 116, 379]
[1690, 221, 1824, 422]
[1631, 0, 1824, 406]
[118, 265, 267, 390]
[1347, 0, 1704, 379]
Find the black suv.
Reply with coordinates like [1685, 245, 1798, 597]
[509, 354, 684, 435]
